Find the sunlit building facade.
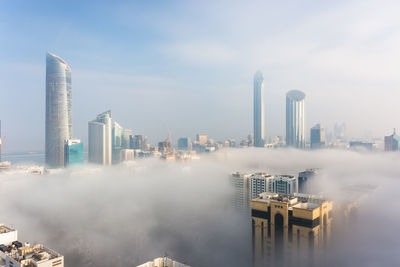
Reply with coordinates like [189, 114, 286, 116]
[254, 71, 265, 147]
[286, 90, 306, 149]
[45, 52, 72, 168]
[88, 110, 112, 165]
[251, 193, 332, 266]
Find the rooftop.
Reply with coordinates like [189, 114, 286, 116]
[254, 192, 327, 210]
[0, 225, 14, 235]
[0, 243, 62, 265]
[286, 90, 306, 101]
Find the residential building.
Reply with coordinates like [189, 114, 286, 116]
[64, 139, 84, 166]
[310, 124, 325, 149]
[249, 173, 274, 200]
[196, 134, 207, 145]
[45, 52, 72, 168]
[271, 175, 297, 195]
[88, 110, 112, 165]
[231, 172, 251, 210]
[254, 71, 265, 147]
[286, 90, 306, 149]
[251, 193, 332, 266]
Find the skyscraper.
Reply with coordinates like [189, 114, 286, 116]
[286, 90, 306, 149]
[384, 129, 400, 151]
[253, 71, 265, 147]
[64, 139, 84, 166]
[88, 111, 112, 165]
[310, 123, 326, 149]
[45, 52, 72, 168]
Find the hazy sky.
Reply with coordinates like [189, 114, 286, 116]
[1, 0, 400, 152]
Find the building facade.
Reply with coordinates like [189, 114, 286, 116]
[249, 173, 274, 200]
[251, 193, 332, 266]
[271, 175, 297, 195]
[64, 139, 84, 166]
[45, 52, 72, 168]
[177, 137, 190, 151]
[298, 169, 318, 194]
[310, 124, 325, 150]
[254, 71, 265, 147]
[88, 111, 112, 165]
[286, 90, 306, 149]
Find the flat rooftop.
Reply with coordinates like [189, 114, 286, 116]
[0, 225, 15, 235]
[0, 243, 62, 264]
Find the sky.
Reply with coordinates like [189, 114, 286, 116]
[1, 148, 400, 266]
[1, 0, 400, 152]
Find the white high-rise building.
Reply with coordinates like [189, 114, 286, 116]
[271, 175, 297, 195]
[45, 52, 72, 168]
[88, 110, 112, 165]
[253, 71, 265, 147]
[286, 90, 306, 149]
[249, 173, 273, 200]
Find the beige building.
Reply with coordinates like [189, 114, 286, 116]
[251, 193, 332, 266]
[137, 257, 190, 267]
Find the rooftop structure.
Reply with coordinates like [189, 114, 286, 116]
[137, 257, 190, 267]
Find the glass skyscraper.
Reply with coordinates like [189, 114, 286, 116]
[286, 90, 306, 149]
[253, 71, 265, 147]
[88, 110, 112, 165]
[64, 139, 84, 166]
[45, 52, 72, 168]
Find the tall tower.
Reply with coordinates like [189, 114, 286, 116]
[286, 90, 305, 149]
[253, 71, 265, 147]
[88, 110, 112, 165]
[45, 52, 72, 168]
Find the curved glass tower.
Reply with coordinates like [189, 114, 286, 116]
[253, 71, 265, 147]
[45, 52, 72, 168]
[286, 90, 305, 149]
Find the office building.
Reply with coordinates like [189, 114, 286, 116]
[253, 71, 265, 147]
[271, 175, 297, 195]
[120, 149, 134, 161]
[286, 90, 306, 149]
[64, 139, 84, 166]
[384, 129, 400, 151]
[196, 134, 207, 145]
[0, 224, 64, 267]
[298, 169, 318, 194]
[137, 257, 190, 267]
[88, 111, 112, 165]
[45, 52, 72, 168]
[112, 122, 123, 150]
[310, 124, 325, 149]
[251, 193, 332, 266]
[177, 137, 190, 151]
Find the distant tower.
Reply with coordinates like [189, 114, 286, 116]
[45, 52, 72, 168]
[253, 71, 265, 147]
[286, 90, 306, 149]
[310, 124, 325, 149]
[88, 111, 112, 165]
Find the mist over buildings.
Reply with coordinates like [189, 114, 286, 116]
[1, 149, 399, 266]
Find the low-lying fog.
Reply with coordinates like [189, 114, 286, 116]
[1, 149, 399, 267]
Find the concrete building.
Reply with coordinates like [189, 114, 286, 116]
[310, 124, 325, 150]
[64, 139, 84, 166]
[137, 257, 190, 267]
[254, 71, 265, 147]
[384, 129, 400, 151]
[0, 224, 64, 267]
[271, 175, 297, 195]
[286, 90, 306, 149]
[88, 111, 112, 165]
[45, 52, 72, 168]
[251, 193, 332, 266]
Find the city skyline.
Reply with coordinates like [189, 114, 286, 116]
[2, 1, 400, 152]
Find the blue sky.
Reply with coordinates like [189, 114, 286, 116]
[1, 0, 400, 152]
